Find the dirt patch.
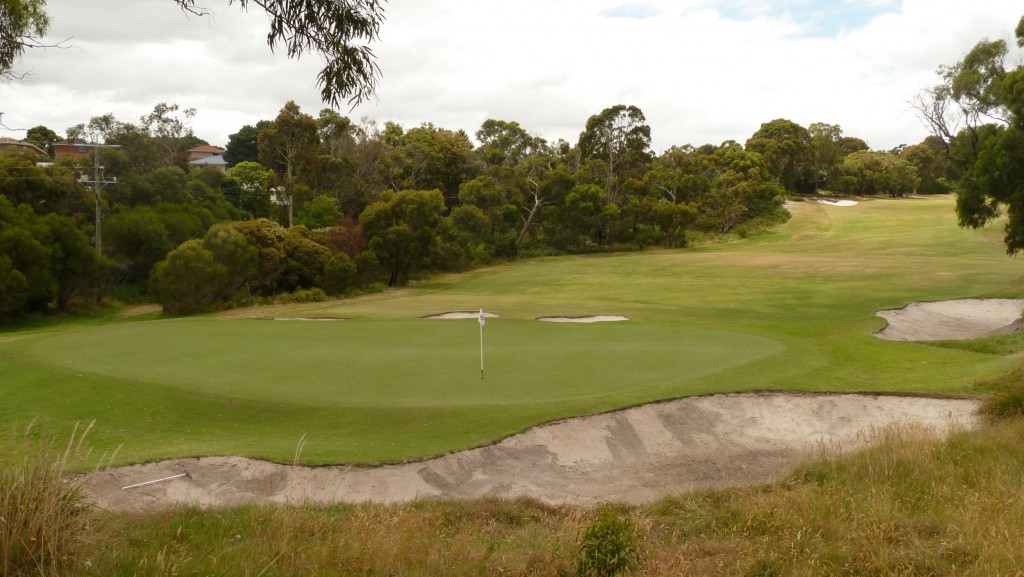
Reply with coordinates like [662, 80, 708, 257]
[876, 299, 1024, 341]
[116, 304, 162, 318]
[536, 316, 630, 323]
[80, 392, 977, 512]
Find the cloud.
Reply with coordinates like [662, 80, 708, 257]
[603, 4, 663, 20]
[1, 0, 1021, 154]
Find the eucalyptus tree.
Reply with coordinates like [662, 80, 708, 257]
[0, 0, 48, 79]
[806, 123, 844, 193]
[745, 118, 810, 193]
[577, 105, 652, 204]
[258, 101, 319, 185]
[917, 16, 1024, 252]
[2, 0, 385, 106]
[475, 119, 543, 168]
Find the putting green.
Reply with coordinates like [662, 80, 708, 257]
[30, 318, 784, 408]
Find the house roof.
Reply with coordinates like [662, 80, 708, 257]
[189, 155, 228, 166]
[0, 137, 46, 156]
[188, 145, 225, 153]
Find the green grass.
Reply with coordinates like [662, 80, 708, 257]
[2, 195, 1023, 466]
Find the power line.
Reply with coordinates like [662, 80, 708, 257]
[74, 144, 121, 256]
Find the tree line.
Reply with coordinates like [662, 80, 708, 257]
[1, 99, 958, 319]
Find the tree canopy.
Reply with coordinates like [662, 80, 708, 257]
[919, 15, 1024, 252]
[1, 0, 385, 105]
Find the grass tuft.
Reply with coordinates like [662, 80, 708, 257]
[1, 422, 95, 577]
[978, 369, 1024, 423]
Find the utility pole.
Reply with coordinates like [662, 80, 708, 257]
[76, 144, 120, 255]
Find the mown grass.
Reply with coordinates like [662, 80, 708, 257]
[2, 196, 1024, 466]
[7, 415, 1018, 576]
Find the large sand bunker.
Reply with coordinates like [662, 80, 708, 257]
[876, 299, 1024, 341]
[82, 393, 976, 512]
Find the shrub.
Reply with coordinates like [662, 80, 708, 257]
[151, 239, 228, 315]
[573, 506, 641, 577]
[280, 288, 328, 304]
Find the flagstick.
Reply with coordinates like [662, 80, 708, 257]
[479, 317, 485, 380]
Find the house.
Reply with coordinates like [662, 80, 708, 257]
[187, 145, 228, 172]
[0, 137, 46, 157]
[52, 143, 94, 160]
[187, 145, 226, 162]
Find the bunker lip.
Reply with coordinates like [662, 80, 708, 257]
[80, 391, 978, 512]
[875, 298, 1024, 341]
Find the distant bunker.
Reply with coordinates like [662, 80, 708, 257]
[875, 299, 1024, 341]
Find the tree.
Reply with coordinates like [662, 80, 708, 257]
[226, 161, 274, 218]
[176, 0, 384, 106]
[151, 239, 228, 315]
[4, 0, 384, 106]
[475, 119, 542, 167]
[900, 137, 950, 195]
[919, 16, 1024, 252]
[360, 189, 446, 286]
[745, 118, 810, 193]
[296, 194, 342, 229]
[806, 123, 844, 193]
[391, 123, 480, 205]
[0, 0, 48, 79]
[259, 101, 318, 185]
[577, 105, 652, 204]
[25, 125, 59, 156]
[224, 121, 270, 166]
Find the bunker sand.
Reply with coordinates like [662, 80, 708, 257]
[83, 392, 976, 511]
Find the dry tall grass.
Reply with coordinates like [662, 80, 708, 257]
[1, 422, 94, 577]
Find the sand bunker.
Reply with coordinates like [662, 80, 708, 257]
[424, 311, 499, 320]
[876, 299, 1024, 341]
[817, 199, 859, 207]
[81, 392, 976, 512]
[537, 316, 630, 323]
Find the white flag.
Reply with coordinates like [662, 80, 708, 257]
[478, 308, 486, 326]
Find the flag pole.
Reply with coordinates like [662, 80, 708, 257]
[478, 308, 485, 380]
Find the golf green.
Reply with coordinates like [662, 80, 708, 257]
[29, 318, 784, 407]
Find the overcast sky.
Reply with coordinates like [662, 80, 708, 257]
[1, 0, 1021, 153]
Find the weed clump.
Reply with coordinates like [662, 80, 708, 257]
[572, 505, 641, 577]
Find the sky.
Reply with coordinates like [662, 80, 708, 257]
[0, 0, 1021, 153]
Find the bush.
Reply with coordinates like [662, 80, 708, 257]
[573, 506, 641, 577]
[280, 288, 328, 304]
[323, 252, 357, 295]
[151, 240, 228, 315]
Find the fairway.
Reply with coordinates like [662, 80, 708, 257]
[3, 196, 1024, 466]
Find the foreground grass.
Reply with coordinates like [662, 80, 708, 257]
[12, 415, 1020, 577]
